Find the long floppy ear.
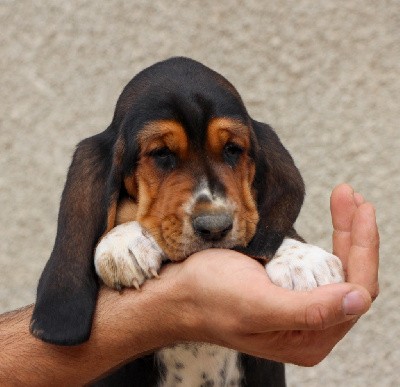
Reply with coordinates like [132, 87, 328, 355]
[30, 126, 122, 345]
[244, 119, 305, 260]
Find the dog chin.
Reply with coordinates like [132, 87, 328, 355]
[164, 237, 243, 261]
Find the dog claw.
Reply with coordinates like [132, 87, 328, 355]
[150, 269, 160, 278]
[114, 282, 122, 291]
[133, 280, 141, 290]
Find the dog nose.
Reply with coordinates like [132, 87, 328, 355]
[192, 213, 233, 242]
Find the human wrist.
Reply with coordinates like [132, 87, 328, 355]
[160, 256, 239, 347]
[95, 282, 179, 357]
[154, 261, 209, 344]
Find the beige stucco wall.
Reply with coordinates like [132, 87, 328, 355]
[1, 1, 398, 385]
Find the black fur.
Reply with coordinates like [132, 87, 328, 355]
[30, 130, 117, 345]
[91, 354, 163, 387]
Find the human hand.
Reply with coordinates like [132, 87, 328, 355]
[166, 184, 379, 366]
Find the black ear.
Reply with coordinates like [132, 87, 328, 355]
[30, 126, 122, 345]
[243, 119, 305, 260]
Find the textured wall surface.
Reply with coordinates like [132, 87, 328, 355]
[1, 1, 398, 385]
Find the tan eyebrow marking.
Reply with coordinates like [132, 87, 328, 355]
[206, 118, 250, 156]
[138, 119, 188, 159]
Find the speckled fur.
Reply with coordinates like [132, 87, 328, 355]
[157, 344, 242, 387]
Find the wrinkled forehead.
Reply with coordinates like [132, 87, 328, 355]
[137, 118, 251, 158]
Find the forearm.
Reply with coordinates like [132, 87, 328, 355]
[0, 281, 181, 386]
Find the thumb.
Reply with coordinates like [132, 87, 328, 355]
[252, 283, 372, 332]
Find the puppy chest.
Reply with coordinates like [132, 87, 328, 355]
[157, 344, 242, 387]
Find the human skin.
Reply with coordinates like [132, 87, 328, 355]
[0, 184, 379, 386]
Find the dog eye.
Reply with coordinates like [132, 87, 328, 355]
[223, 142, 243, 166]
[149, 147, 177, 170]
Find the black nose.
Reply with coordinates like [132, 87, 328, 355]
[192, 213, 233, 242]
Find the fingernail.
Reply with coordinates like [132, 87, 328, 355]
[343, 291, 368, 315]
[353, 192, 365, 206]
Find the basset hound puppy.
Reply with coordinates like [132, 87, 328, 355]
[30, 57, 344, 386]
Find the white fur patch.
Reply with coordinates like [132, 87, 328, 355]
[193, 178, 213, 201]
[94, 221, 165, 289]
[266, 238, 344, 290]
[185, 178, 237, 217]
[158, 343, 242, 387]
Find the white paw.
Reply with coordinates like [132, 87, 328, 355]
[94, 221, 165, 290]
[266, 238, 344, 290]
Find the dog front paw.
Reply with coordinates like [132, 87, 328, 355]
[266, 238, 344, 291]
[94, 221, 164, 290]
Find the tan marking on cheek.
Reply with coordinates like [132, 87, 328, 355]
[124, 175, 137, 198]
[115, 198, 138, 225]
[243, 164, 259, 241]
[218, 158, 258, 244]
[160, 214, 187, 259]
[137, 121, 191, 217]
[138, 172, 195, 259]
[135, 169, 160, 220]
[240, 162, 256, 211]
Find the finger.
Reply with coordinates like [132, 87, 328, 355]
[353, 192, 365, 206]
[250, 282, 371, 332]
[347, 202, 380, 299]
[331, 184, 357, 270]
